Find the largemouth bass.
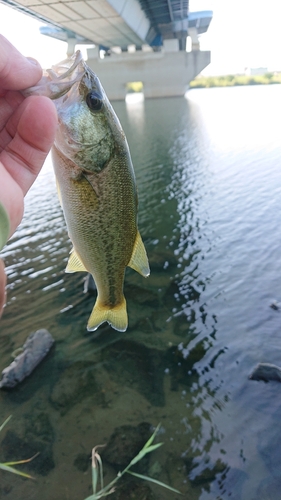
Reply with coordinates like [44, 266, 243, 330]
[24, 51, 150, 332]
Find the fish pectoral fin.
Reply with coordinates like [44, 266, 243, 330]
[65, 249, 87, 273]
[56, 177, 63, 207]
[128, 231, 150, 277]
[87, 296, 128, 332]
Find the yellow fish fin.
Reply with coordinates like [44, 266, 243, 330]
[128, 231, 150, 277]
[65, 249, 87, 273]
[87, 296, 128, 332]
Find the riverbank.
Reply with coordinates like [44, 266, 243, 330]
[190, 73, 281, 88]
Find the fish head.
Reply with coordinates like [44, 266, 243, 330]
[24, 51, 124, 173]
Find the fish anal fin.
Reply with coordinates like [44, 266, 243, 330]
[128, 231, 150, 277]
[66, 249, 87, 273]
[87, 296, 128, 332]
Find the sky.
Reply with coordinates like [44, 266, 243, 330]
[0, 0, 281, 75]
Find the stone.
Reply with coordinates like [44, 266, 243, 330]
[249, 362, 281, 382]
[110, 479, 156, 500]
[270, 300, 279, 310]
[102, 422, 152, 470]
[0, 329, 54, 389]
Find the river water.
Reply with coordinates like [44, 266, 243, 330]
[1, 84, 281, 499]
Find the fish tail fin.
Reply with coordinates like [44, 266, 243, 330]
[87, 296, 128, 332]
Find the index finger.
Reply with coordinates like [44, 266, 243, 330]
[0, 35, 42, 90]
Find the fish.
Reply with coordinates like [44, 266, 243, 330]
[24, 51, 150, 332]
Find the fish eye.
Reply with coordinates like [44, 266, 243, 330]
[86, 91, 103, 111]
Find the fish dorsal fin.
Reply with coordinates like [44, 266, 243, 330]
[66, 248, 87, 273]
[128, 231, 150, 277]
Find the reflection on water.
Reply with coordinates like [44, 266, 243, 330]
[1, 85, 281, 499]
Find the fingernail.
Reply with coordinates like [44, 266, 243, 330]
[27, 57, 40, 66]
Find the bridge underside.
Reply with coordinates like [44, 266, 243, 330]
[1, 0, 212, 98]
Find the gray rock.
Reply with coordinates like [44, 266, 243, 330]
[0, 329, 54, 388]
[102, 422, 152, 470]
[249, 362, 281, 382]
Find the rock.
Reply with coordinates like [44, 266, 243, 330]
[189, 458, 227, 485]
[102, 422, 152, 470]
[0, 329, 54, 389]
[249, 362, 281, 382]
[110, 479, 156, 500]
[270, 301, 279, 310]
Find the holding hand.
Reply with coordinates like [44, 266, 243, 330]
[0, 35, 58, 316]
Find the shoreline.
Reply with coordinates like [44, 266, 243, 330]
[190, 73, 281, 89]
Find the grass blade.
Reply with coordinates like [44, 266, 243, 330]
[0, 415, 12, 432]
[127, 470, 182, 494]
[143, 424, 161, 450]
[0, 463, 34, 479]
[127, 443, 163, 468]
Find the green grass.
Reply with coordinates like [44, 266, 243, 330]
[83, 423, 182, 499]
[190, 73, 281, 89]
[1, 417, 181, 496]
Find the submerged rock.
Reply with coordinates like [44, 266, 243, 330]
[249, 362, 281, 382]
[0, 329, 54, 389]
[102, 422, 152, 470]
[270, 301, 280, 311]
[110, 479, 156, 500]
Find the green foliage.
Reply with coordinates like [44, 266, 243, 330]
[84, 423, 181, 499]
[190, 73, 281, 89]
[126, 81, 143, 93]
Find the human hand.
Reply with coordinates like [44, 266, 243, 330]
[0, 35, 58, 316]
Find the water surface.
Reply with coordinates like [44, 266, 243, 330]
[1, 85, 281, 499]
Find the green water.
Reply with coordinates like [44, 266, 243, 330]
[1, 86, 281, 499]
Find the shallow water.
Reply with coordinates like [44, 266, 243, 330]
[1, 85, 281, 499]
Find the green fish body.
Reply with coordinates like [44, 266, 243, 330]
[24, 51, 149, 331]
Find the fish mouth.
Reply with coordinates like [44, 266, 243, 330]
[22, 50, 86, 100]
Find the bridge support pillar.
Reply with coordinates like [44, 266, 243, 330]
[87, 48, 210, 100]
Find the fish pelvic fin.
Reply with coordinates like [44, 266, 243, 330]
[87, 296, 128, 332]
[128, 231, 150, 278]
[65, 248, 87, 273]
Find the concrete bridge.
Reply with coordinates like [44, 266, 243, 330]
[3, 0, 212, 99]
